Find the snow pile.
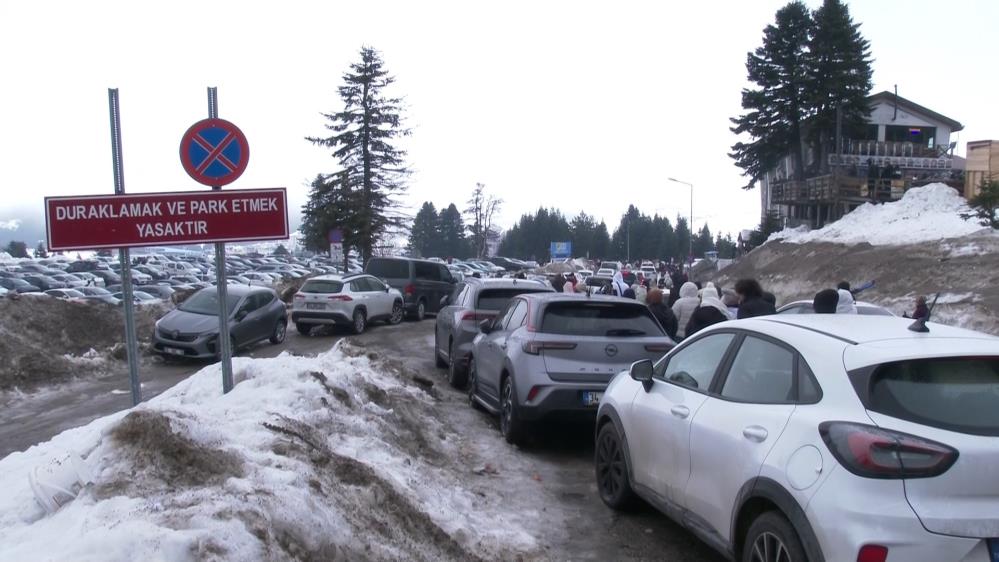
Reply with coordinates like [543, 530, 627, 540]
[0, 344, 538, 561]
[769, 183, 991, 246]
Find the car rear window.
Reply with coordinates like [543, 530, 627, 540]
[540, 302, 664, 337]
[867, 357, 999, 436]
[476, 288, 549, 311]
[302, 280, 343, 294]
[367, 259, 409, 279]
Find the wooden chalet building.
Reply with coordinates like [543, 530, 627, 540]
[759, 91, 964, 229]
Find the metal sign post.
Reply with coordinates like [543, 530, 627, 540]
[207, 87, 234, 394]
[108, 89, 142, 406]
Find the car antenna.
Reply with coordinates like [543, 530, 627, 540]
[907, 292, 939, 333]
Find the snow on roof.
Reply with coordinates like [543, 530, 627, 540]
[0, 344, 540, 560]
[768, 183, 992, 246]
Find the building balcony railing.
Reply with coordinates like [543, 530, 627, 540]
[770, 174, 897, 204]
[831, 139, 953, 170]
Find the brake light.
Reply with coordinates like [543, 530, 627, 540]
[522, 341, 577, 355]
[819, 421, 958, 479]
[404, 284, 415, 296]
[644, 343, 673, 353]
[327, 295, 352, 301]
[294, 293, 304, 300]
[525, 386, 541, 402]
[461, 311, 495, 323]
[857, 545, 888, 562]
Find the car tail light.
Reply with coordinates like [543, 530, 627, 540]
[522, 341, 577, 355]
[819, 421, 958, 479]
[293, 293, 304, 300]
[644, 343, 672, 353]
[404, 284, 415, 296]
[461, 311, 495, 324]
[857, 545, 888, 562]
[327, 295, 352, 301]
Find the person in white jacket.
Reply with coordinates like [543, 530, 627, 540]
[671, 282, 700, 340]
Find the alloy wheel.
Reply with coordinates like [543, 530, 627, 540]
[751, 532, 791, 562]
[596, 430, 625, 500]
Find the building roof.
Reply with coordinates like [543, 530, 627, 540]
[868, 91, 964, 132]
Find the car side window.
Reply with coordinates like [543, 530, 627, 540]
[720, 336, 796, 403]
[258, 292, 275, 307]
[507, 301, 529, 330]
[414, 262, 438, 281]
[496, 300, 520, 330]
[349, 279, 366, 293]
[450, 283, 466, 306]
[438, 265, 453, 283]
[657, 333, 735, 391]
[367, 277, 385, 292]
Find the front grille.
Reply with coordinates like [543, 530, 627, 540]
[158, 328, 198, 342]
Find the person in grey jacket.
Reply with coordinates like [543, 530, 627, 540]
[671, 282, 700, 340]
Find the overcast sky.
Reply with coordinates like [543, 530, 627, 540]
[1, 0, 996, 244]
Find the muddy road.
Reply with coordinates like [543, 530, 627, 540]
[0, 319, 722, 561]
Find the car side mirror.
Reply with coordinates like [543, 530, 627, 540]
[630, 359, 654, 392]
[479, 319, 493, 334]
[385, 286, 390, 293]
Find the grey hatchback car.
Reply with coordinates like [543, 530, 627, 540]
[152, 284, 287, 360]
[434, 278, 553, 387]
[468, 293, 674, 445]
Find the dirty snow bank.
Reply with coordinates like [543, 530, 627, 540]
[768, 183, 992, 246]
[0, 344, 538, 561]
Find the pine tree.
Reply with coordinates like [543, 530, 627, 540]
[300, 173, 357, 264]
[272, 244, 290, 257]
[807, 0, 874, 163]
[674, 216, 691, 263]
[592, 222, 611, 259]
[5, 241, 28, 258]
[438, 204, 468, 259]
[692, 225, 714, 257]
[34, 242, 48, 259]
[305, 46, 410, 266]
[408, 202, 440, 258]
[715, 233, 738, 259]
[730, 1, 813, 189]
[962, 179, 999, 229]
[569, 213, 597, 258]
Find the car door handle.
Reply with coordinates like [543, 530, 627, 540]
[742, 426, 769, 442]
[669, 405, 690, 419]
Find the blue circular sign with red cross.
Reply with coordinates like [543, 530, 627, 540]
[179, 118, 249, 187]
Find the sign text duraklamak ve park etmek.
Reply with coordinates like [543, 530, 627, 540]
[45, 188, 288, 251]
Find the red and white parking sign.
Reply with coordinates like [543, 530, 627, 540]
[45, 188, 289, 251]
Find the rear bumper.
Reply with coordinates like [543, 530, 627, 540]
[806, 465, 989, 562]
[516, 384, 608, 422]
[291, 310, 351, 325]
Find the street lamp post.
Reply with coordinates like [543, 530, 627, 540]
[667, 177, 693, 265]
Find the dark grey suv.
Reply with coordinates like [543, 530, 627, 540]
[152, 284, 287, 360]
[434, 277, 553, 387]
[365, 257, 457, 320]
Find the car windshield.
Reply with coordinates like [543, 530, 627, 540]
[540, 302, 663, 337]
[301, 280, 343, 294]
[867, 357, 999, 436]
[179, 289, 242, 314]
[475, 288, 549, 311]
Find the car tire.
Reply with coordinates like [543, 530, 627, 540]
[595, 423, 639, 510]
[467, 356, 484, 412]
[500, 376, 527, 446]
[741, 511, 807, 562]
[388, 300, 403, 325]
[447, 343, 467, 388]
[434, 333, 447, 368]
[352, 309, 367, 334]
[296, 322, 313, 336]
[269, 320, 287, 344]
[410, 299, 426, 322]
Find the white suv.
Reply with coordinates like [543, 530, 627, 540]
[291, 274, 403, 335]
[596, 315, 999, 562]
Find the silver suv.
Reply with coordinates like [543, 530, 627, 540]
[292, 274, 403, 335]
[468, 293, 674, 445]
[434, 277, 553, 388]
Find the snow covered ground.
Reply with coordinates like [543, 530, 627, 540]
[768, 183, 993, 246]
[0, 343, 542, 561]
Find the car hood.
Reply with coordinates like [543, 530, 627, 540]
[157, 309, 222, 334]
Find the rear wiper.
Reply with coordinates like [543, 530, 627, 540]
[605, 328, 646, 336]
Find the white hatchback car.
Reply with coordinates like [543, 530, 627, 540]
[596, 315, 999, 562]
[291, 274, 403, 335]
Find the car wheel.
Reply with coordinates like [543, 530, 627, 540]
[467, 356, 484, 411]
[388, 300, 403, 325]
[742, 511, 806, 562]
[409, 299, 426, 321]
[500, 376, 527, 445]
[296, 322, 313, 336]
[595, 423, 638, 510]
[434, 333, 447, 368]
[269, 320, 287, 344]
[447, 343, 466, 388]
[352, 309, 367, 334]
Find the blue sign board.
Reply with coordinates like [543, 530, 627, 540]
[550, 241, 572, 259]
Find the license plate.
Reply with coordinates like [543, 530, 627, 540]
[581, 391, 603, 406]
[306, 303, 325, 310]
[988, 539, 999, 562]
[164, 347, 185, 356]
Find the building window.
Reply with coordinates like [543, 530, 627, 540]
[885, 125, 936, 147]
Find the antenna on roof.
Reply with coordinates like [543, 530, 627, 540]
[907, 292, 939, 333]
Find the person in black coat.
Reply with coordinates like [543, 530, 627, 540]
[646, 288, 679, 340]
[735, 278, 776, 319]
[685, 289, 732, 338]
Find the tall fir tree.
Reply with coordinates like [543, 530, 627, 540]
[4, 241, 28, 258]
[961, 179, 999, 229]
[674, 216, 691, 263]
[300, 173, 357, 265]
[692, 225, 715, 257]
[407, 202, 440, 258]
[438, 204, 469, 259]
[305, 46, 410, 265]
[806, 0, 874, 163]
[730, 1, 813, 189]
